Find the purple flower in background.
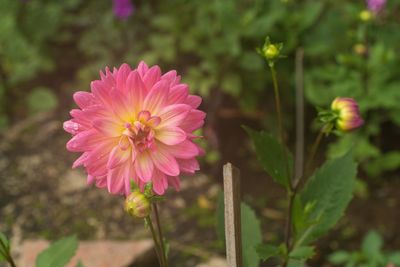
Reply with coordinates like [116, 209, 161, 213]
[367, 0, 386, 13]
[113, 0, 134, 19]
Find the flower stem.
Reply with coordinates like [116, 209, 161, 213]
[269, 64, 294, 267]
[305, 124, 330, 176]
[145, 216, 164, 267]
[153, 203, 169, 267]
[0, 238, 16, 267]
[269, 64, 292, 190]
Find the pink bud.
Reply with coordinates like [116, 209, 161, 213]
[331, 97, 364, 132]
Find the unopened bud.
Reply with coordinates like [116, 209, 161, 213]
[359, 10, 373, 22]
[258, 37, 283, 66]
[331, 97, 364, 132]
[263, 44, 279, 60]
[125, 191, 151, 218]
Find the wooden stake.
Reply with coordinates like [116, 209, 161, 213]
[223, 163, 242, 267]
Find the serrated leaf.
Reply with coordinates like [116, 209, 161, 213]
[289, 246, 315, 260]
[36, 235, 78, 267]
[256, 244, 280, 261]
[244, 126, 293, 187]
[216, 193, 262, 267]
[296, 152, 357, 245]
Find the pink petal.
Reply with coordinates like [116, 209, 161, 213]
[152, 169, 168, 195]
[87, 175, 95, 185]
[150, 144, 180, 176]
[95, 176, 107, 188]
[126, 71, 147, 114]
[147, 116, 161, 127]
[134, 152, 154, 182]
[72, 152, 89, 168]
[180, 110, 206, 132]
[143, 65, 161, 90]
[143, 80, 169, 114]
[116, 64, 131, 92]
[165, 140, 200, 159]
[185, 95, 202, 108]
[168, 176, 181, 191]
[158, 104, 191, 128]
[66, 130, 107, 152]
[73, 91, 96, 109]
[63, 120, 81, 135]
[91, 80, 113, 108]
[107, 166, 126, 194]
[137, 110, 151, 121]
[110, 89, 133, 120]
[137, 61, 149, 77]
[177, 158, 200, 174]
[168, 84, 189, 105]
[107, 146, 131, 169]
[156, 127, 186, 145]
[93, 118, 123, 137]
[161, 70, 177, 85]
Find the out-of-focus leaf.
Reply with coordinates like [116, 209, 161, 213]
[27, 87, 58, 113]
[36, 235, 78, 267]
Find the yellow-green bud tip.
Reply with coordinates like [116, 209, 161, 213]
[263, 44, 280, 60]
[125, 191, 151, 218]
[359, 10, 373, 22]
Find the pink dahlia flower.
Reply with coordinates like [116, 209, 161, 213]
[64, 62, 205, 196]
[367, 0, 386, 13]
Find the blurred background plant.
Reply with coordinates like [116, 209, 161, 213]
[2, 0, 399, 175]
[329, 230, 400, 267]
[0, 0, 399, 266]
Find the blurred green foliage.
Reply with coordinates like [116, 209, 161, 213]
[329, 230, 400, 267]
[1, 0, 399, 177]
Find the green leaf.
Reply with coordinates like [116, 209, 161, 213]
[296, 152, 357, 245]
[76, 261, 84, 267]
[36, 235, 78, 267]
[361, 230, 385, 264]
[0, 233, 10, 263]
[244, 126, 293, 187]
[256, 244, 280, 261]
[241, 202, 262, 267]
[328, 250, 351, 264]
[216, 193, 262, 267]
[361, 231, 382, 255]
[289, 246, 315, 260]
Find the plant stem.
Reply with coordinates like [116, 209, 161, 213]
[153, 203, 169, 267]
[269, 64, 292, 190]
[146, 216, 164, 267]
[0, 238, 16, 267]
[305, 126, 326, 176]
[269, 64, 294, 267]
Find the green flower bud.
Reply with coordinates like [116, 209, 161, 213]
[263, 44, 280, 60]
[258, 36, 284, 66]
[125, 190, 151, 218]
[359, 10, 373, 22]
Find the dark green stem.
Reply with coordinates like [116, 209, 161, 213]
[0, 238, 16, 267]
[269, 64, 293, 267]
[146, 216, 164, 267]
[269, 64, 292, 191]
[153, 203, 169, 267]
